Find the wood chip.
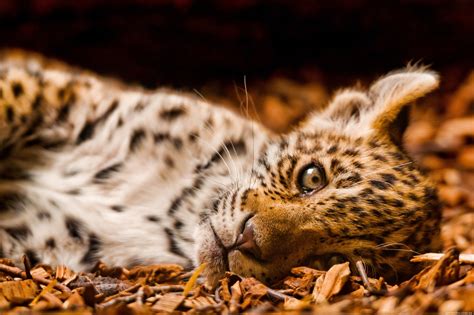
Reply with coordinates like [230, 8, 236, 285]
[182, 263, 206, 296]
[411, 253, 474, 264]
[55, 265, 75, 282]
[183, 295, 216, 309]
[0, 280, 38, 304]
[312, 262, 351, 303]
[63, 290, 86, 310]
[413, 248, 460, 292]
[151, 293, 185, 312]
[229, 281, 242, 313]
[128, 264, 183, 283]
[30, 267, 51, 280]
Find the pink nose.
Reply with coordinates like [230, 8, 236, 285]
[234, 219, 261, 259]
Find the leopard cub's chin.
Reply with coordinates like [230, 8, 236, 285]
[196, 224, 351, 288]
[194, 222, 228, 288]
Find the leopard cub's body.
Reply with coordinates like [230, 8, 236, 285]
[0, 52, 441, 286]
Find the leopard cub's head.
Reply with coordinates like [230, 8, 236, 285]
[196, 68, 443, 287]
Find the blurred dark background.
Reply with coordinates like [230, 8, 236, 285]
[0, 0, 472, 90]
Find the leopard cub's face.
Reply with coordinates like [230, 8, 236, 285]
[196, 69, 443, 287]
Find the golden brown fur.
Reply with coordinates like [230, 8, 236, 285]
[198, 68, 442, 286]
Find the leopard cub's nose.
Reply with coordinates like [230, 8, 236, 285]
[234, 218, 261, 259]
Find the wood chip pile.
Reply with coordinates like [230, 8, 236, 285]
[0, 69, 472, 313]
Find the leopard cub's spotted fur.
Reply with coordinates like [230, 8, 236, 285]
[0, 52, 442, 287]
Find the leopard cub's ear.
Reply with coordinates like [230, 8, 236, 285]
[301, 67, 439, 142]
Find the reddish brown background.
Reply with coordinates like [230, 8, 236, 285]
[0, 0, 472, 89]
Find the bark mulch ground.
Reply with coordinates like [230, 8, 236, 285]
[0, 68, 473, 314]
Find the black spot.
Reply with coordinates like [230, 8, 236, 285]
[45, 238, 56, 248]
[111, 205, 124, 212]
[372, 154, 388, 162]
[80, 233, 102, 265]
[24, 249, 40, 266]
[76, 122, 95, 144]
[134, 101, 145, 112]
[330, 159, 340, 172]
[381, 173, 397, 185]
[390, 151, 405, 161]
[130, 129, 146, 152]
[167, 196, 183, 215]
[369, 140, 380, 148]
[174, 220, 183, 229]
[341, 227, 350, 234]
[338, 173, 362, 186]
[408, 174, 420, 184]
[370, 180, 389, 190]
[389, 199, 405, 208]
[37, 211, 51, 220]
[32, 95, 42, 109]
[196, 140, 246, 172]
[154, 133, 170, 143]
[408, 193, 419, 201]
[160, 107, 186, 121]
[164, 228, 187, 258]
[227, 139, 247, 155]
[188, 131, 199, 142]
[205, 117, 214, 128]
[343, 149, 359, 156]
[351, 206, 364, 213]
[66, 189, 81, 195]
[167, 177, 206, 215]
[23, 114, 43, 139]
[327, 145, 338, 154]
[146, 215, 160, 222]
[172, 138, 183, 150]
[57, 102, 71, 122]
[5, 225, 31, 241]
[94, 163, 122, 181]
[372, 209, 383, 217]
[0, 192, 24, 212]
[423, 186, 437, 201]
[211, 199, 220, 212]
[11, 82, 24, 97]
[65, 217, 83, 241]
[105, 100, 119, 117]
[0, 144, 14, 160]
[360, 188, 374, 197]
[5, 105, 14, 123]
[333, 166, 346, 175]
[335, 202, 346, 209]
[164, 156, 175, 168]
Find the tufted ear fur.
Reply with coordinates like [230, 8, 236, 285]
[302, 68, 439, 143]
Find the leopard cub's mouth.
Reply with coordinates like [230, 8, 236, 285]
[206, 217, 350, 281]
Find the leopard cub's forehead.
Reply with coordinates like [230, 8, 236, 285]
[264, 130, 377, 166]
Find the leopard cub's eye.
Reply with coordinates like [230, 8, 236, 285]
[297, 163, 326, 194]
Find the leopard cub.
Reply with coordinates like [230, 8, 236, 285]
[0, 51, 441, 287]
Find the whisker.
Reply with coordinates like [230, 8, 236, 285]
[375, 242, 421, 255]
[189, 88, 240, 186]
[192, 88, 209, 103]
